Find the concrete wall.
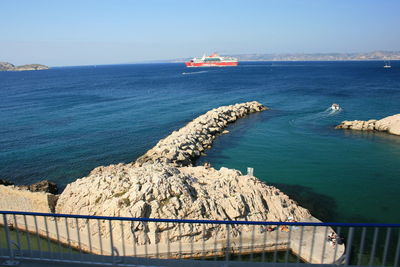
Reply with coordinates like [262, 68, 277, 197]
[0, 185, 57, 214]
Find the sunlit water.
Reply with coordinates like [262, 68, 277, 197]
[1, 61, 399, 223]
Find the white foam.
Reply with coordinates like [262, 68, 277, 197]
[182, 70, 209, 75]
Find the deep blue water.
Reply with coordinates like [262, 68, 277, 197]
[1, 61, 399, 223]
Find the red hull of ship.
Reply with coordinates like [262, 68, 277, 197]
[185, 61, 238, 67]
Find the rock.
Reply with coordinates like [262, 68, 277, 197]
[56, 163, 310, 246]
[375, 114, 400, 135]
[135, 101, 268, 167]
[0, 179, 58, 194]
[336, 114, 400, 136]
[0, 179, 14, 186]
[21, 180, 59, 194]
[14, 64, 49, 71]
[0, 62, 15, 71]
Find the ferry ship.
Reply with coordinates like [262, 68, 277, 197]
[185, 53, 238, 67]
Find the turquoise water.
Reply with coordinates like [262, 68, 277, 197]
[1, 62, 399, 223]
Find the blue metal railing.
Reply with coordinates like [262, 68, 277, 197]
[1, 210, 400, 266]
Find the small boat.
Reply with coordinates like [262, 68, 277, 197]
[384, 61, 392, 68]
[331, 103, 340, 110]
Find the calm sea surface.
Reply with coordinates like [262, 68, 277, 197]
[1, 62, 399, 223]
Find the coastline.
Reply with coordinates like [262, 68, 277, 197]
[1, 101, 345, 263]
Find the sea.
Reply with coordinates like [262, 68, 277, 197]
[1, 61, 399, 224]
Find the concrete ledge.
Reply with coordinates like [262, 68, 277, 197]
[0, 185, 57, 216]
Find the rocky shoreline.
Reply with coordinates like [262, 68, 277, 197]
[0, 101, 344, 263]
[336, 113, 400, 136]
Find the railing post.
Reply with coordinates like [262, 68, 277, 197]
[108, 220, 115, 265]
[225, 224, 230, 262]
[2, 214, 18, 265]
[357, 227, 367, 266]
[250, 224, 255, 262]
[23, 214, 32, 257]
[345, 227, 355, 265]
[12, 214, 21, 256]
[382, 227, 391, 266]
[393, 230, 400, 267]
[369, 227, 379, 266]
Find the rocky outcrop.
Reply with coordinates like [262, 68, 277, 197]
[14, 64, 49, 71]
[135, 101, 267, 167]
[0, 62, 15, 71]
[19, 180, 59, 194]
[0, 61, 49, 71]
[0, 179, 58, 194]
[57, 162, 310, 246]
[336, 114, 400, 136]
[0, 179, 14, 186]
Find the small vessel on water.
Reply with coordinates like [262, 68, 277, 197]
[331, 103, 340, 111]
[185, 53, 238, 67]
[384, 61, 392, 68]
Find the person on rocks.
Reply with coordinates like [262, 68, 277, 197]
[327, 232, 337, 247]
[204, 162, 211, 169]
[260, 225, 276, 233]
[280, 225, 290, 232]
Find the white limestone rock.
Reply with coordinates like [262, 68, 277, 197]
[336, 114, 400, 136]
[135, 101, 268, 167]
[56, 163, 310, 245]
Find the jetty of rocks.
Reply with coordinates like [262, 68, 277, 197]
[135, 101, 267, 167]
[336, 113, 400, 136]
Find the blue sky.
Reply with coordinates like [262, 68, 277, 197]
[1, 0, 399, 66]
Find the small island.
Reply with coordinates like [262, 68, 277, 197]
[0, 61, 49, 71]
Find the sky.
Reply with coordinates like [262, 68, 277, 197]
[1, 0, 399, 66]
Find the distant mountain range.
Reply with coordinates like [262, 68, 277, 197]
[163, 51, 400, 62]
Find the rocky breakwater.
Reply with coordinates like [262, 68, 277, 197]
[336, 113, 400, 136]
[135, 101, 268, 167]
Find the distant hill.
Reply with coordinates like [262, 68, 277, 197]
[164, 51, 400, 62]
[0, 62, 49, 71]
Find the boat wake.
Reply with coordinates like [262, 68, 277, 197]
[325, 107, 343, 116]
[182, 70, 209, 75]
[289, 107, 343, 127]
